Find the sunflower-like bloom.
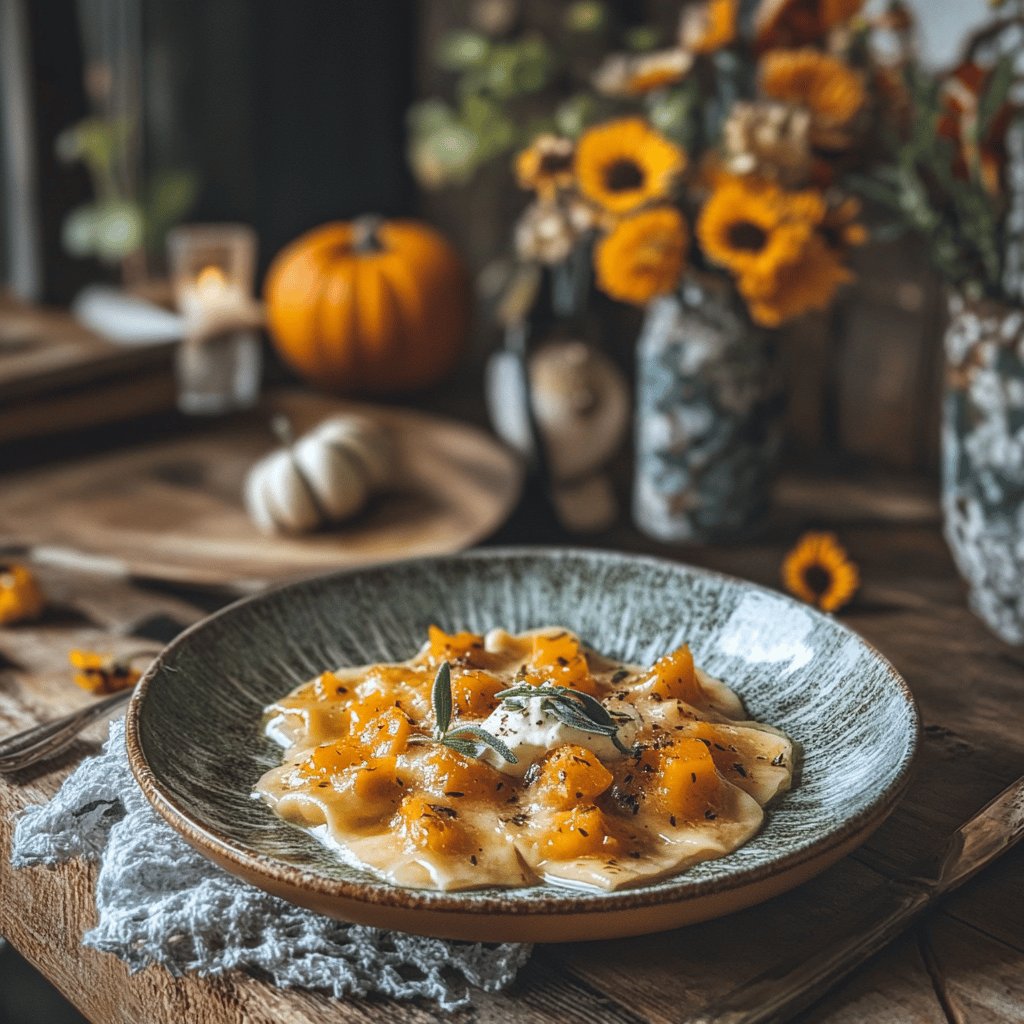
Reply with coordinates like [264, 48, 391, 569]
[576, 118, 687, 217]
[722, 100, 813, 186]
[781, 531, 859, 612]
[696, 174, 823, 280]
[755, 0, 864, 51]
[760, 48, 866, 148]
[515, 134, 575, 197]
[592, 48, 694, 98]
[680, 0, 738, 54]
[69, 650, 143, 695]
[739, 234, 852, 326]
[594, 207, 689, 305]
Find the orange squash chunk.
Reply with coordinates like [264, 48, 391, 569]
[529, 633, 600, 695]
[349, 755, 402, 803]
[299, 739, 364, 779]
[648, 645, 702, 703]
[451, 668, 504, 718]
[536, 745, 613, 810]
[542, 805, 620, 859]
[397, 795, 470, 854]
[419, 744, 503, 800]
[341, 695, 396, 734]
[311, 670, 352, 701]
[426, 625, 485, 664]
[653, 738, 719, 820]
[358, 706, 412, 757]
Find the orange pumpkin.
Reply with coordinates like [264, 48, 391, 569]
[264, 216, 470, 394]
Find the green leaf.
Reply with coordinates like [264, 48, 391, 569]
[432, 661, 453, 737]
[446, 725, 519, 764]
[144, 169, 198, 251]
[975, 55, 1014, 144]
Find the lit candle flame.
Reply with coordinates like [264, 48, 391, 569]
[196, 265, 229, 297]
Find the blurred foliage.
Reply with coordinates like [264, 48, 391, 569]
[57, 116, 198, 269]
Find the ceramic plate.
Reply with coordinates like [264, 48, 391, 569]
[126, 548, 919, 942]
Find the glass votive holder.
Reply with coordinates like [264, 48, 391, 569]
[167, 223, 262, 416]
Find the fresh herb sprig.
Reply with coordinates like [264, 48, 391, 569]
[495, 683, 635, 755]
[409, 662, 518, 764]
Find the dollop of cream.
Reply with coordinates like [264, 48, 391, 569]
[477, 694, 643, 777]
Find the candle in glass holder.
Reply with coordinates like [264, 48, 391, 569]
[168, 224, 262, 415]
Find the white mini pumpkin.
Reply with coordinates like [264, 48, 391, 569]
[244, 414, 394, 536]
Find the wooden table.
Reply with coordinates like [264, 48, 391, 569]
[1, 466, 1022, 1023]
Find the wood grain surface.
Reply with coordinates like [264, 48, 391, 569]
[0, 390, 523, 589]
[1, 471, 1022, 1023]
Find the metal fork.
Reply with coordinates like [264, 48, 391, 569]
[0, 688, 133, 772]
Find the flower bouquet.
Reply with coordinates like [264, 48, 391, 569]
[504, 0, 877, 541]
[856, 6, 1024, 641]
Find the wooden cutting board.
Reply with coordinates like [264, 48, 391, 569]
[0, 390, 523, 589]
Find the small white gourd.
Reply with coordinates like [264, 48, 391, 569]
[244, 414, 394, 536]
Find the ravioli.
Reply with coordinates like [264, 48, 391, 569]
[255, 626, 796, 892]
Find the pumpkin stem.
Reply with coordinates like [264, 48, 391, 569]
[271, 414, 296, 448]
[352, 215, 386, 254]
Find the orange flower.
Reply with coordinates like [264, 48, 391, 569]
[760, 49, 866, 147]
[696, 174, 823, 280]
[782, 531, 859, 611]
[679, 0, 738, 54]
[69, 650, 143, 695]
[576, 118, 687, 217]
[821, 196, 868, 252]
[738, 233, 852, 326]
[594, 207, 689, 305]
[938, 62, 1012, 196]
[0, 563, 45, 624]
[755, 0, 864, 51]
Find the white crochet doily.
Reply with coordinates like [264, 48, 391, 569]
[10, 719, 531, 1010]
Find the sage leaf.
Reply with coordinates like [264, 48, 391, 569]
[432, 661, 453, 737]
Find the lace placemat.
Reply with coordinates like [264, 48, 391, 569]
[10, 719, 531, 1010]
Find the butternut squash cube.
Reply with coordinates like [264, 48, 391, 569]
[358, 706, 412, 757]
[427, 625, 485, 664]
[397, 795, 469, 854]
[451, 668, 504, 718]
[536, 745, 613, 810]
[648, 645, 702, 703]
[654, 738, 719, 820]
[542, 805, 620, 859]
[299, 740, 363, 779]
[529, 632, 600, 695]
[419, 744, 502, 800]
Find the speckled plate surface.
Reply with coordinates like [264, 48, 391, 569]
[126, 548, 919, 943]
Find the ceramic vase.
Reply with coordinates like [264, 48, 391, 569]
[942, 292, 1024, 644]
[633, 276, 783, 543]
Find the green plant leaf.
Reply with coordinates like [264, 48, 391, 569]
[975, 55, 1014, 144]
[446, 725, 519, 764]
[432, 661, 453, 737]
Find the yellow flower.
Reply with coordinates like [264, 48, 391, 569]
[755, 0, 864, 51]
[69, 650, 143, 695]
[594, 207, 689, 305]
[575, 118, 687, 217]
[680, 0, 738, 54]
[782, 531, 859, 612]
[592, 49, 694, 97]
[696, 174, 823, 280]
[738, 233, 852, 326]
[760, 49, 866, 147]
[0, 563, 45, 625]
[515, 134, 575, 196]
